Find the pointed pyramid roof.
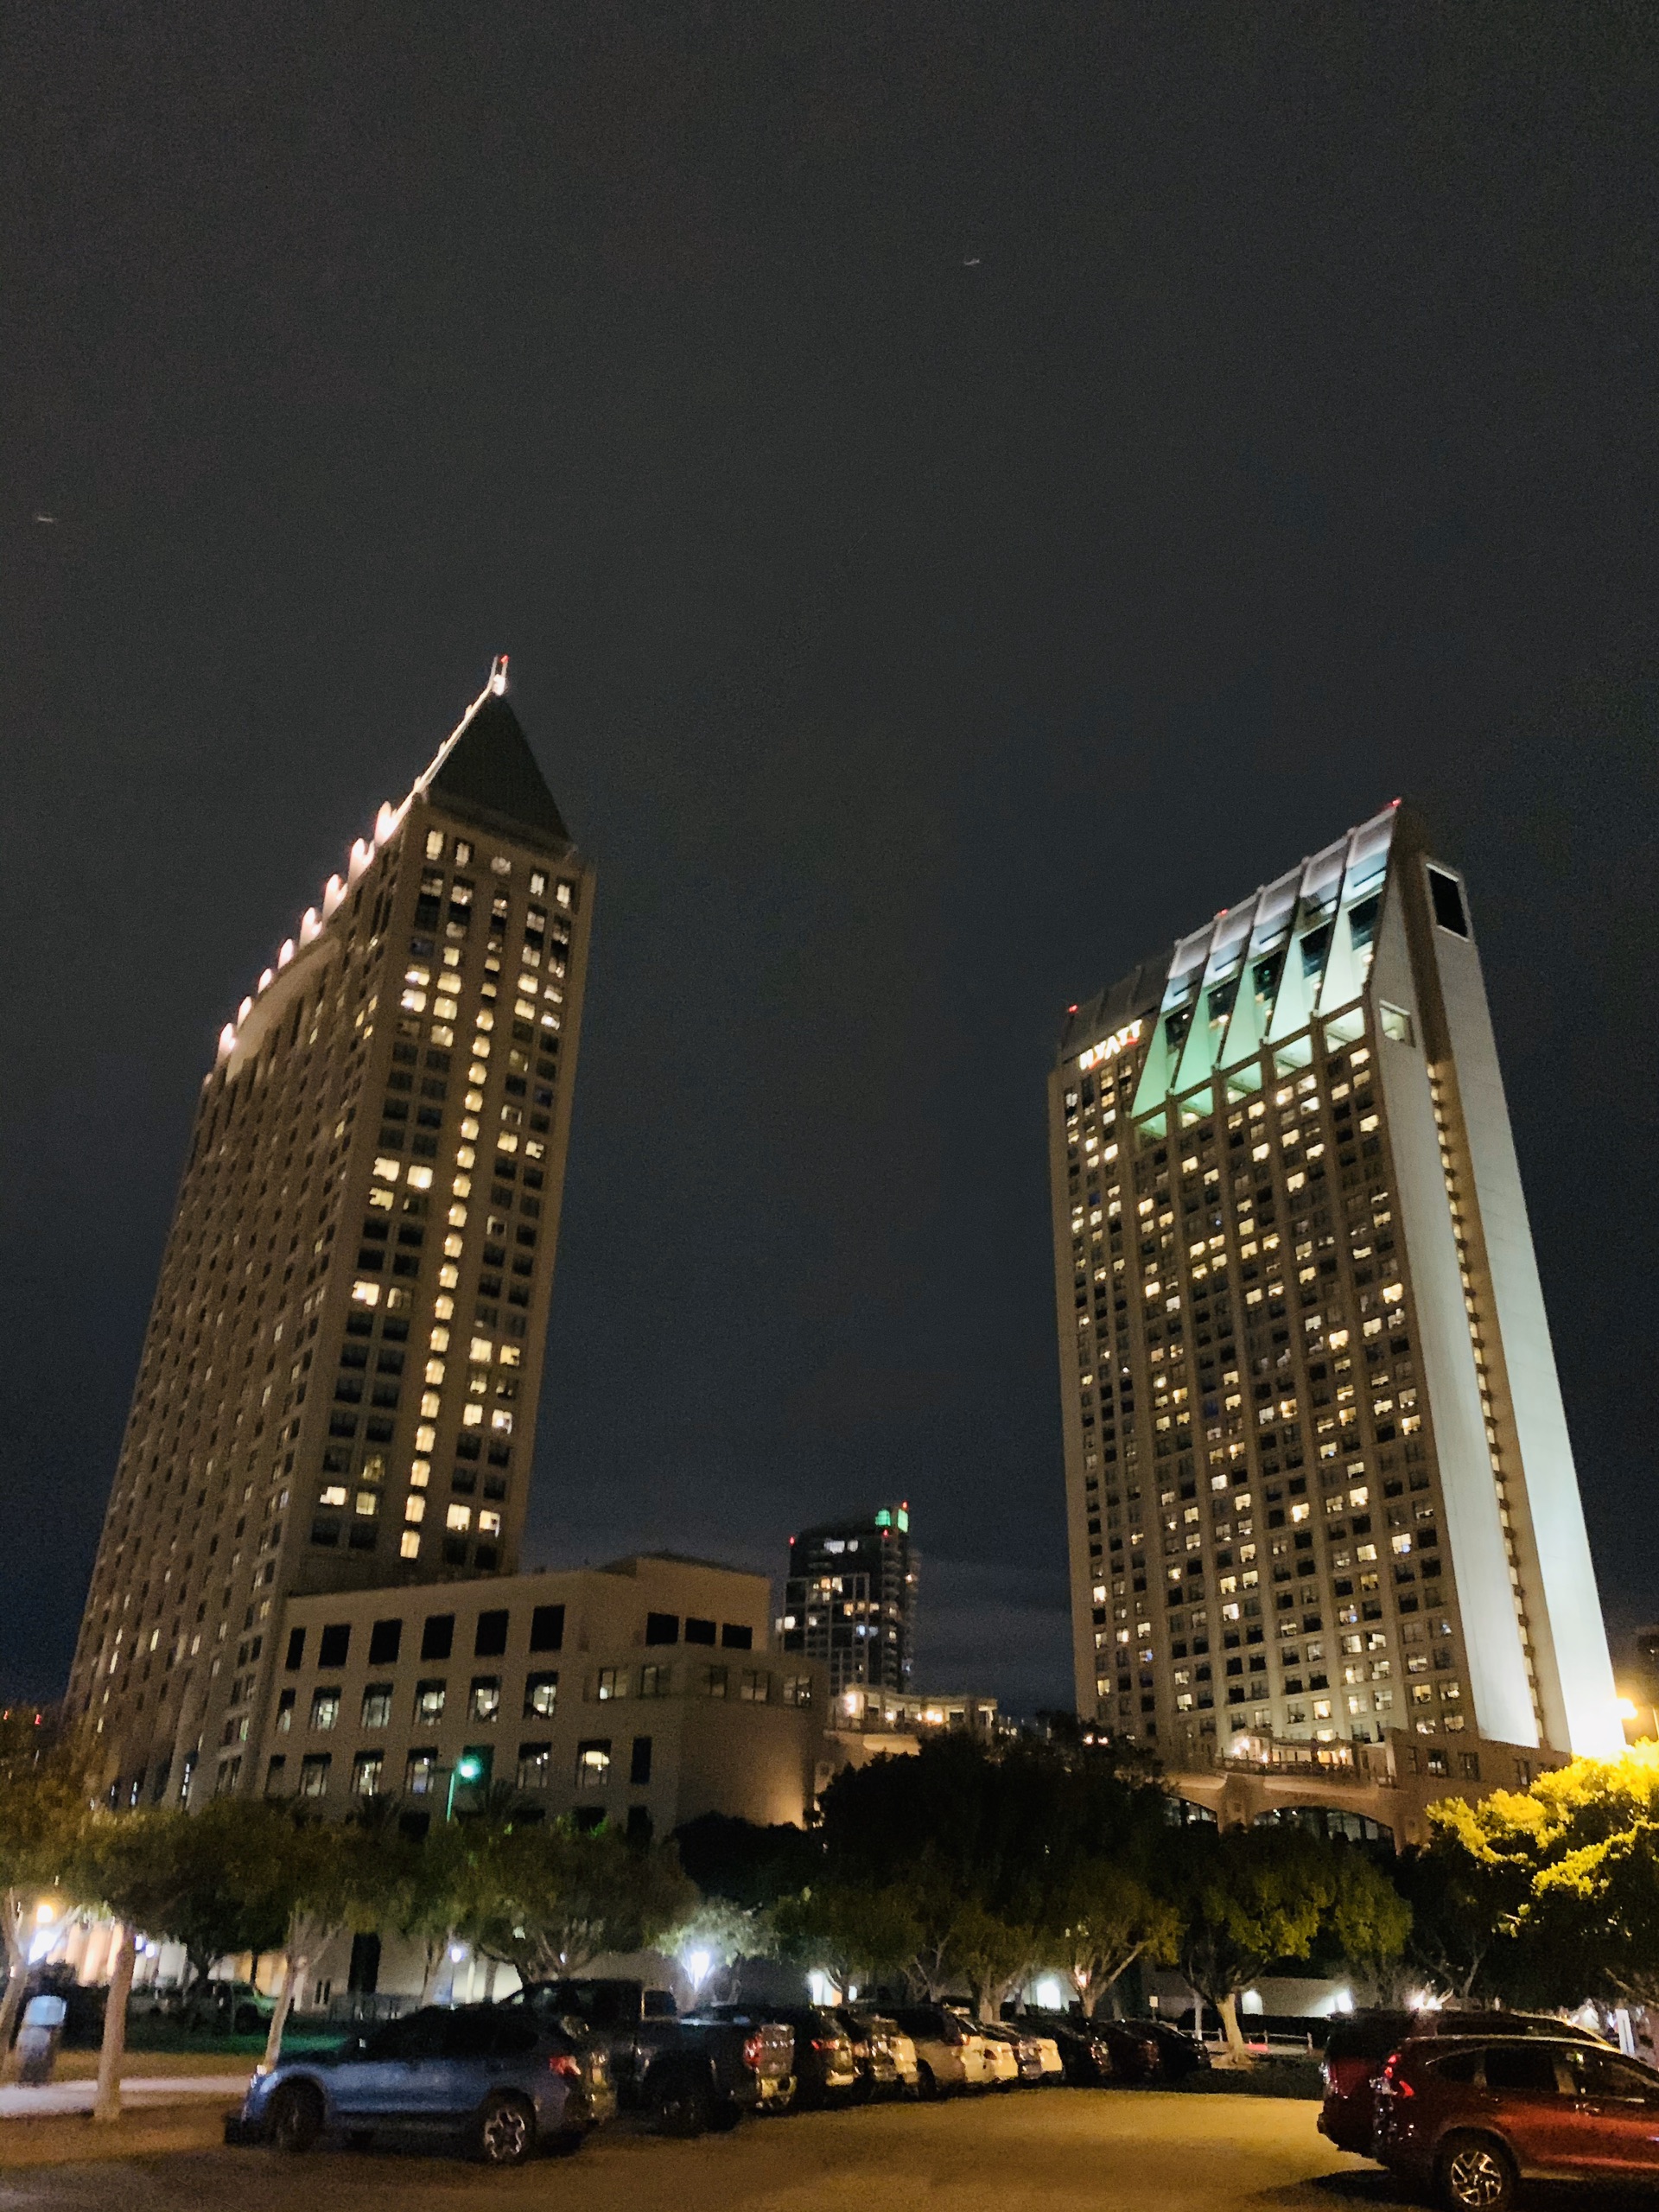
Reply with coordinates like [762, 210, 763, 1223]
[423, 687, 571, 849]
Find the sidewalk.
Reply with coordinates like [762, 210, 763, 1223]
[0, 2073, 248, 2118]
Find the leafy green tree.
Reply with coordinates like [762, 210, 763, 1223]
[772, 1882, 922, 1995]
[671, 1814, 822, 1909]
[1391, 1840, 1510, 2004]
[1327, 1847, 1414, 2005]
[1038, 1858, 1180, 2012]
[0, 1710, 89, 2073]
[666, 1896, 778, 2003]
[257, 1815, 391, 2067]
[71, 1813, 199, 2122]
[948, 1897, 1038, 2021]
[1432, 1745, 1659, 2008]
[146, 1799, 291, 1998]
[472, 1819, 695, 1980]
[1172, 1825, 1336, 2065]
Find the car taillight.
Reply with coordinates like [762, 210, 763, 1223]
[1378, 2051, 1414, 2098]
[549, 2053, 582, 2082]
[743, 2032, 765, 2069]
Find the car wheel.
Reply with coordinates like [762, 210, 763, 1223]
[475, 2093, 537, 2167]
[916, 2061, 940, 2101]
[651, 2072, 713, 2139]
[1438, 2133, 1516, 2212]
[268, 2082, 324, 2155]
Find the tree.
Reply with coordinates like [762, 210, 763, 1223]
[672, 1814, 822, 1909]
[258, 1815, 391, 2068]
[71, 1812, 199, 2123]
[145, 1799, 291, 1998]
[1038, 1858, 1180, 2013]
[664, 1896, 777, 2004]
[471, 1819, 695, 1981]
[772, 1883, 921, 1996]
[1431, 1745, 1659, 2010]
[0, 1710, 89, 2075]
[1173, 1826, 1336, 2066]
[948, 1898, 1038, 2022]
[1326, 1848, 1413, 2006]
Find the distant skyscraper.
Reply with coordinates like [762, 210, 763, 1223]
[68, 664, 594, 1806]
[1049, 804, 1620, 1764]
[781, 1505, 916, 1695]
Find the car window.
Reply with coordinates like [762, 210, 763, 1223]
[442, 2011, 501, 2059]
[1427, 2050, 1481, 2083]
[363, 2008, 450, 2061]
[491, 2018, 542, 2057]
[1484, 2045, 1562, 2094]
[1565, 2049, 1658, 2101]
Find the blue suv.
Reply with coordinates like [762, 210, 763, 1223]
[230, 2003, 607, 2165]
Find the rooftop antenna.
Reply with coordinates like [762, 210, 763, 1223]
[489, 652, 509, 695]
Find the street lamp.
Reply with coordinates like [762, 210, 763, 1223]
[445, 1754, 483, 1821]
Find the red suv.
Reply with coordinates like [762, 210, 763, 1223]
[1320, 2010, 1603, 2157]
[1373, 2035, 1659, 2209]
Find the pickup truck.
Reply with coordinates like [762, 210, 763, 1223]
[511, 1979, 794, 2136]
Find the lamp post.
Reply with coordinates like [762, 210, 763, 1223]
[445, 1753, 483, 1821]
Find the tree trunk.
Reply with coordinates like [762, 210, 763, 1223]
[1216, 1990, 1253, 2069]
[93, 1926, 138, 2123]
[0, 1891, 30, 2079]
[418, 1934, 450, 2007]
[263, 1954, 308, 2071]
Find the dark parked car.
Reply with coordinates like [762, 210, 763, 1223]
[1004, 2008, 1166, 2086]
[515, 1978, 792, 2134]
[1118, 2018, 1210, 2082]
[1373, 2034, 1659, 2210]
[694, 2003, 858, 2108]
[229, 2003, 603, 2165]
[1320, 2009, 1608, 2156]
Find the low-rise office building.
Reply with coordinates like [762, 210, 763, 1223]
[252, 1554, 827, 1838]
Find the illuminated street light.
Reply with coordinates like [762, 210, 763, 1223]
[445, 1753, 484, 1821]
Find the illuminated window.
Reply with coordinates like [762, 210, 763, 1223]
[360, 1683, 392, 1728]
[351, 1751, 384, 1796]
[524, 1671, 558, 1719]
[415, 1680, 447, 1725]
[298, 1754, 331, 1798]
[575, 1739, 612, 1788]
[309, 1688, 340, 1731]
[469, 1677, 500, 1722]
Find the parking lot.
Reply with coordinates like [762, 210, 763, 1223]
[0, 2088, 1410, 2212]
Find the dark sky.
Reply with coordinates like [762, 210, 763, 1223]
[3, 5, 1656, 1714]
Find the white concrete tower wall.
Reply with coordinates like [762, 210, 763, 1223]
[1395, 848, 1621, 1755]
[1366, 869, 1539, 1745]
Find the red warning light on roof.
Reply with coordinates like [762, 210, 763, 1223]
[1067, 1003, 1078, 1014]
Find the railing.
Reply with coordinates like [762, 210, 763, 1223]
[325, 1991, 413, 2024]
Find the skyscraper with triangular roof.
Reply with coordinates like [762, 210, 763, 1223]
[69, 663, 595, 1806]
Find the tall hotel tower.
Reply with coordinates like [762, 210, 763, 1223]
[1049, 804, 1619, 1767]
[69, 664, 594, 1805]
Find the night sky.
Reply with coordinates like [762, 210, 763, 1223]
[3, 7, 1656, 1714]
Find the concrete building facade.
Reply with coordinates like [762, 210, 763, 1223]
[68, 665, 595, 1807]
[256, 1554, 828, 1840]
[1050, 803, 1620, 1769]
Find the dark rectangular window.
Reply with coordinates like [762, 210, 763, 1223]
[720, 1623, 753, 1650]
[645, 1612, 679, 1646]
[474, 1609, 510, 1658]
[421, 1613, 455, 1662]
[368, 1618, 403, 1666]
[529, 1604, 564, 1652]
[629, 1736, 653, 1787]
[684, 1617, 717, 1646]
[284, 1627, 306, 1672]
[317, 1623, 352, 1669]
[1427, 866, 1470, 938]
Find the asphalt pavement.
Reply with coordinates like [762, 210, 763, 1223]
[0, 2088, 1411, 2212]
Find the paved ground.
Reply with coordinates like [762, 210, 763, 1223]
[0, 2088, 1412, 2212]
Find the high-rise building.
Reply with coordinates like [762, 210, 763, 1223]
[1049, 804, 1620, 1766]
[68, 663, 594, 1806]
[780, 1505, 917, 1694]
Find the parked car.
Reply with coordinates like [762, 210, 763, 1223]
[694, 2002, 857, 2110]
[1373, 2034, 1659, 2210]
[1117, 2018, 1209, 2082]
[228, 2003, 604, 2164]
[979, 2022, 1057, 2084]
[181, 1978, 274, 2037]
[514, 1978, 792, 2135]
[1007, 2007, 1168, 2087]
[887, 2005, 998, 2095]
[1320, 2008, 1610, 2156]
[835, 2009, 920, 2099]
